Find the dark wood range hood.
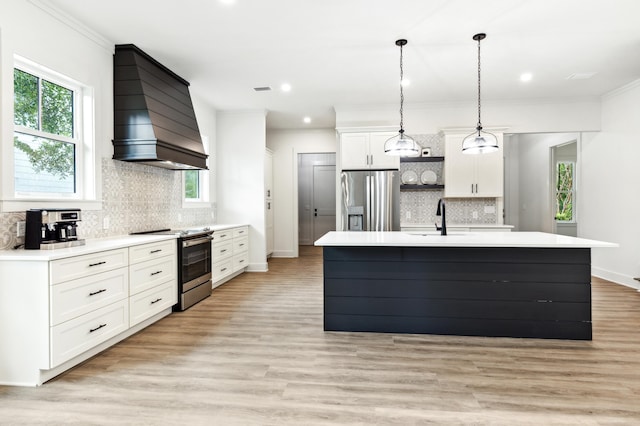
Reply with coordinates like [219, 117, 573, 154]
[112, 44, 208, 170]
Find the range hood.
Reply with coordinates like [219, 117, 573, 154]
[113, 44, 208, 170]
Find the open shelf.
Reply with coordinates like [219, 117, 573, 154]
[400, 156, 444, 163]
[400, 184, 445, 191]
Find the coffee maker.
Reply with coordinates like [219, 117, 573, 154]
[25, 209, 85, 250]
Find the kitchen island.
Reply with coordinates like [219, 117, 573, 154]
[314, 231, 617, 340]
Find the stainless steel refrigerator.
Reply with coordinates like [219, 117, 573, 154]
[340, 170, 400, 231]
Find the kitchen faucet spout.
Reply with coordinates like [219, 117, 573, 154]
[435, 198, 447, 236]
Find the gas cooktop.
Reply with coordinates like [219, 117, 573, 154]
[130, 227, 213, 238]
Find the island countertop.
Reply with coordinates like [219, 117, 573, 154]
[314, 231, 617, 248]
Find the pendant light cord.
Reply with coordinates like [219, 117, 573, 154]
[399, 42, 405, 132]
[476, 37, 482, 130]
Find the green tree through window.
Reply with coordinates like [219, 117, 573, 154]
[555, 161, 574, 222]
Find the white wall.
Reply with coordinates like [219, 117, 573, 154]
[217, 110, 268, 271]
[507, 133, 579, 233]
[336, 98, 601, 134]
[266, 129, 337, 257]
[580, 81, 640, 289]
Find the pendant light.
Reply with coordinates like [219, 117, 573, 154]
[384, 39, 420, 157]
[462, 33, 498, 154]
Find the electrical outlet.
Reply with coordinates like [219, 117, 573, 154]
[16, 221, 26, 237]
[472, 211, 479, 219]
[103, 216, 110, 229]
[405, 211, 411, 219]
[178, 213, 183, 222]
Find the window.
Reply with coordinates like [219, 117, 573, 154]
[183, 135, 210, 206]
[12, 57, 93, 201]
[555, 161, 575, 222]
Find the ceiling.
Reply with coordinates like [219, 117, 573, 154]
[46, 0, 640, 130]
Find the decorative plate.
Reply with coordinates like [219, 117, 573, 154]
[420, 170, 437, 185]
[401, 170, 418, 184]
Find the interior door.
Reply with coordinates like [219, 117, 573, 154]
[313, 165, 336, 241]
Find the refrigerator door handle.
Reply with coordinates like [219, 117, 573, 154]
[365, 175, 371, 231]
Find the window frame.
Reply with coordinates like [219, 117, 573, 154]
[182, 135, 211, 208]
[3, 55, 97, 211]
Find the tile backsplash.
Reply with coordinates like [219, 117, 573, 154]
[0, 159, 214, 250]
[400, 133, 499, 226]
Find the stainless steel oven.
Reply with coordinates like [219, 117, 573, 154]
[131, 227, 213, 311]
[179, 231, 213, 310]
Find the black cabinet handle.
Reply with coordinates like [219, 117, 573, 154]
[89, 323, 107, 333]
[150, 270, 162, 276]
[88, 289, 107, 296]
[221, 267, 228, 272]
[220, 234, 227, 238]
[150, 298, 162, 304]
[239, 259, 245, 263]
[239, 243, 245, 247]
[220, 249, 227, 253]
[88, 261, 106, 267]
[150, 249, 162, 254]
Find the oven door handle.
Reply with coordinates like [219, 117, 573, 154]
[183, 236, 213, 248]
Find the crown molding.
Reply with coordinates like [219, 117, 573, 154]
[602, 78, 640, 100]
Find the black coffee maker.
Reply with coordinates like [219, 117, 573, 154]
[25, 209, 84, 249]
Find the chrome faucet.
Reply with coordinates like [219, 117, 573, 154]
[435, 198, 447, 236]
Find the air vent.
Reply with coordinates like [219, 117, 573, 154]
[253, 86, 272, 92]
[566, 72, 597, 80]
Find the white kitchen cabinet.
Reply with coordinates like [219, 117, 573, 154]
[128, 240, 177, 327]
[212, 225, 250, 288]
[340, 132, 400, 170]
[0, 236, 178, 386]
[444, 132, 503, 198]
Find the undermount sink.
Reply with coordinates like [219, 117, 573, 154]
[405, 232, 467, 237]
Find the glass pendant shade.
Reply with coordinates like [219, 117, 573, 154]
[462, 126, 499, 154]
[385, 130, 420, 156]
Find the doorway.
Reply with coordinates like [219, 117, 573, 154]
[504, 133, 580, 234]
[298, 153, 336, 245]
[551, 142, 578, 236]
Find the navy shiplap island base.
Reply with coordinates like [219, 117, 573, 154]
[314, 231, 617, 340]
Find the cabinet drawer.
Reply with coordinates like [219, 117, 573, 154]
[129, 255, 177, 295]
[233, 252, 249, 272]
[51, 248, 128, 285]
[212, 229, 233, 243]
[129, 239, 176, 264]
[50, 299, 129, 367]
[232, 227, 248, 238]
[51, 267, 129, 326]
[129, 280, 177, 327]
[213, 240, 233, 262]
[213, 259, 234, 281]
[233, 236, 249, 254]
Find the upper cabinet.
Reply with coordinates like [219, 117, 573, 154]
[444, 132, 503, 198]
[340, 132, 400, 170]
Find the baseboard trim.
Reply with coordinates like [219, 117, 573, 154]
[272, 250, 296, 258]
[592, 267, 640, 291]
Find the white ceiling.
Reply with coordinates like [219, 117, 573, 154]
[47, 0, 640, 130]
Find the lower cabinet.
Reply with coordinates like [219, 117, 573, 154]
[0, 237, 177, 386]
[212, 225, 250, 288]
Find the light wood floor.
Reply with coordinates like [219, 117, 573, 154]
[2, 246, 640, 425]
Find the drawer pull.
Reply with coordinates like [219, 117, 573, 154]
[88, 289, 107, 296]
[220, 249, 227, 253]
[150, 249, 162, 254]
[150, 270, 163, 276]
[89, 323, 107, 333]
[239, 259, 245, 263]
[150, 298, 163, 305]
[220, 234, 227, 238]
[239, 243, 245, 247]
[221, 267, 228, 272]
[88, 261, 106, 267]
[238, 230, 245, 234]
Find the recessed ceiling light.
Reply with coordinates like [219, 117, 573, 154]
[401, 78, 410, 87]
[281, 83, 292, 92]
[520, 73, 533, 82]
[303, 117, 311, 124]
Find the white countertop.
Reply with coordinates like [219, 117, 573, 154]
[0, 234, 178, 261]
[0, 223, 249, 261]
[401, 224, 514, 229]
[314, 231, 618, 248]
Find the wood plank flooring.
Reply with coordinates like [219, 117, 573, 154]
[2, 245, 640, 425]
